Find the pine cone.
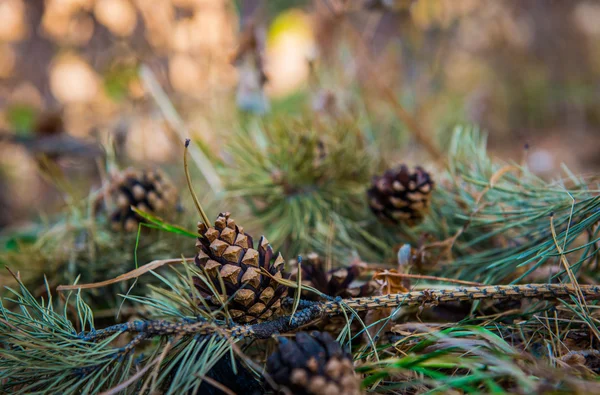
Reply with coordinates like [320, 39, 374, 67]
[266, 331, 362, 395]
[367, 164, 434, 225]
[105, 168, 179, 232]
[364, 0, 415, 12]
[194, 212, 288, 324]
[291, 253, 378, 301]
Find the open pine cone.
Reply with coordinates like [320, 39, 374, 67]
[290, 253, 380, 334]
[367, 164, 434, 225]
[291, 253, 378, 301]
[266, 331, 362, 395]
[103, 168, 179, 232]
[194, 212, 288, 324]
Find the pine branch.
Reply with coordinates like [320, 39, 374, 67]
[3, 261, 600, 392]
[81, 283, 600, 342]
[325, 283, 600, 313]
[0, 273, 237, 393]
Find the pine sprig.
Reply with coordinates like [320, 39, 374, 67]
[4, 126, 600, 393]
[222, 115, 385, 259]
[63, 282, 600, 342]
[0, 193, 196, 318]
[0, 280, 123, 393]
[413, 126, 600, 284]
[0, 272, 243, 393]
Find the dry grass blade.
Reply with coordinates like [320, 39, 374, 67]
[289, 257, 303, 324]
[373, 271, 485, 286]
[139, 64, 222, 193]
[195, 375, 236, 395]
[56, 257, 193, 291]
[99, 355, 159, 395]
[549, 214, 586, 307]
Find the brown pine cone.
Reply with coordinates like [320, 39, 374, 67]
[104, 168, 179, 232]
[290, 253, 378, 301]
[367, 164, 434, 226]
[194, 212, 288, 324]
[266, 331, 363, 395]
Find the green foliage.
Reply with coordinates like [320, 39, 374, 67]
[0, 280, 118, 393]
[356, 324, 600, 394]
[0, 193, 196, 318]
[411, 126, 600, 284]
[131, 207, 198, 239]
[0, 268, 239, 394]
[5, 104, 37, 135]
[4, 116, 600, 393]
[222, 115, 389, 260]
[2, 247, 600, 394]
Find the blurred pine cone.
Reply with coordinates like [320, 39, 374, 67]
[266, 331, 362, 395]
[291, 254, 381, 333]
[104, 168, 179, 232]
[0, 111, 102, 160]
[291, 253, 378, 301]
[364, 0, 415, 12]
[367, 165, 434, 225]
[194, 212, 288, 324]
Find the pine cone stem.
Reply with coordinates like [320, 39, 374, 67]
[184, 139, 210, 226]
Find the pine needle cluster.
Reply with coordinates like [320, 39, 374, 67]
[0, 190, 196, 319]
[409, 127, 600, 284]
[222, 115, 381, 259]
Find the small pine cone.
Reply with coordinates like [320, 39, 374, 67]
[367, 164, 434, 225]
[34, 112, 64, 136]
[266, 331, 362, 395]
[106, 168, 179, 232]
[194, 212, 288, 324]
[291, 253, 378, 301]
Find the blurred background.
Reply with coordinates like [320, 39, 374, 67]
[1, 0, 599, 230]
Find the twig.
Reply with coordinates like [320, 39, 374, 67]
[323, 3, 444, 161]
[329, 284, 600, 314]
[81, 283, 600, 342]
[139, 64, 223, 193]
[120, 332, 149, 355]
[82, 303, 323, 342]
